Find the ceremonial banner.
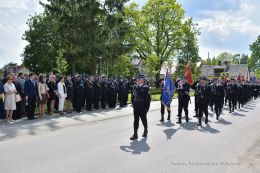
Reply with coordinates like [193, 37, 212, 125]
[161, 70, 175, 111]
[185, 64, 193, 84]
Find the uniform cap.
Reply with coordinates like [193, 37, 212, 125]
[137, 74, 145, 79]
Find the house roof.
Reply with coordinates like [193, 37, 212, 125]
[201, 64, 248, 77]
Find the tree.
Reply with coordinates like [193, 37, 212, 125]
[216, 52, 234, 62]
[202, 52, 249, 66]
[40, 0, 130, 74]
[240, 54, 249, 64]
[110, 55, 136, 78]
[177, 18, 200, 77]
[23, 0, 131, 75]
[22, 14, 58, 73]
[56, 49, 68, 75]
[248, 35, 260, 71]
[255, 69, 260, 79]
[0, 68, 4, 78]
[125, 0, 185, 80]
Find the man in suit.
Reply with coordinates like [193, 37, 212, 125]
[24, 73, 38, 120]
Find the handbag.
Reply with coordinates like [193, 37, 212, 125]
[15, 94, 22, 102]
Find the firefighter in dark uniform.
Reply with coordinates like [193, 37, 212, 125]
[175, 77, 190, 123]
[118, 77, 128, 107]
[197, 77, 210, 126]
[130, 78, 136, 104]
[100, 76, 108, 109]
[226, 78, 236, 113]
[130, 74, 151, 140]
[237, 80, 244, 109]
[213, 79, 225, 120]
[74, 75, 85, 113]
[107, 79, 118, 108]
[123, 79, 129, 106]
[208, 80, 214, 112]
[159, 79, 171, 122]
[93, 75, 101, 110]
[191, 78, 201, 117]
[84, 77, 94, 111]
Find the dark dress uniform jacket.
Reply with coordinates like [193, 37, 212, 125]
[133, 84, 151, 112]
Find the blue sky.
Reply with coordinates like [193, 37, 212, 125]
[0, 0, 260, 67]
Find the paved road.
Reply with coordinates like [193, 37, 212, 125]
[0, 98, 260, 173]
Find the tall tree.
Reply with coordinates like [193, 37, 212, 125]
[40, 0, 130, 74]
[125, 0, 185, 80]
[177, 18, 200, 77]
[22, 14, 58, 73]
[56, 49, 69, 75]
[249, 35, 260, 71]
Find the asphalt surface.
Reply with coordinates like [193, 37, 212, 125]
[0, 98, 260, 173]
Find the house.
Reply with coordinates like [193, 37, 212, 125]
[132, 57, 176, 79]
[200, 63, 249, 79]
[4, 63, 29, 76]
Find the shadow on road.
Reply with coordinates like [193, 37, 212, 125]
[120, 138, 150, 155]
[198, 124, 220, 134]
[215, 118, 232, 125]
[232, 112, 246, 117]
[156, 120, 174, 128]
[163, 128, 179, 140]
[238, 109, 249, 112]
[180, 122, 197, 131]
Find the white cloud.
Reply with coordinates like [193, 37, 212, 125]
[196, 0, 260, 59]
[198, 1, 260, 38]
[0, 0, 32, 11]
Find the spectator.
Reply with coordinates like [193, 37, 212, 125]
[47, 75, 58, 115]
[65, 76, 73, 113]
[24, 73, 38, 120]
[16, 72, 26, 116]
[57, 76, 67, 115]
[38, 74, 48, 118]
[13, 76, 22, 120]
[3, 76, 17, 122]
[0, 80, 5, 119]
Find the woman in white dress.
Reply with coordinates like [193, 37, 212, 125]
[3, 76, 17, 122]
[57, 76, 67, 115]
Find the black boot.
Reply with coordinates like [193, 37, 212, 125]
[130, 134, 138, 140]
[176, 116, 182, 124]
[205, 117, 208, 124]
[167, 114, 171, 121]
[142, 129, 148, 137]
[197, 117, 202, 126]
[216, 114, 219, 120]
[160, 115, 164, 122]
[185, 115, 189, 122]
